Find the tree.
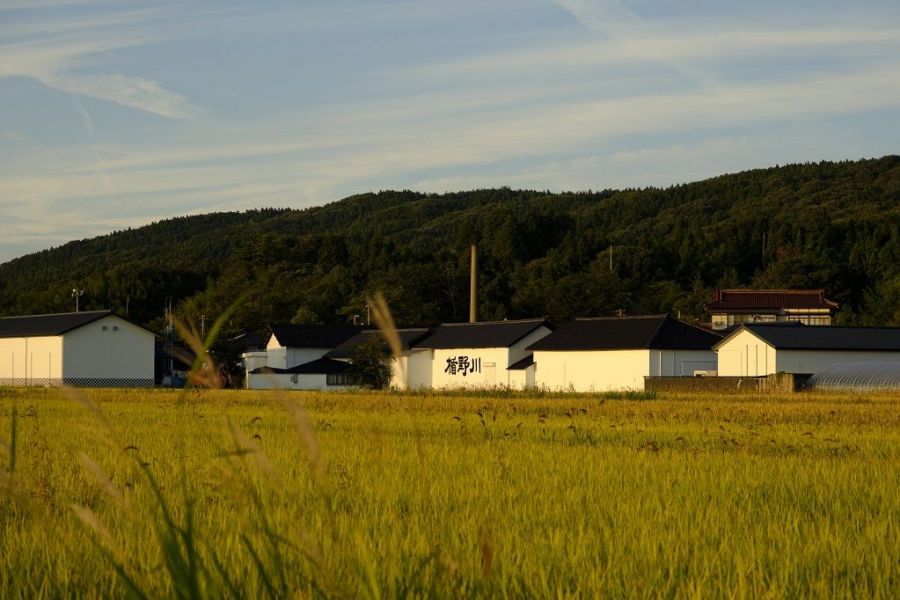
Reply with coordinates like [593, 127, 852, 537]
[349, 335, 393, 389]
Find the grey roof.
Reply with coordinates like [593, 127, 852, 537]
[412, 319, 551, 350]
[250, 357, 351, 375]
[507, 355, 535, 370]
[0, 310, 113, 338]
[268, 324, 367, 349]
[528, 315, 721, 351]
[723, 323, 900, 351]
[325, 329, 431, 359]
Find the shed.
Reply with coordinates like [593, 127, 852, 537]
[529, 315, 720, 392]
[410, 319, 552, 389]
[0, 310, 155, 387]
[248, 357, 356, 390]
[715, 323, 900, 376]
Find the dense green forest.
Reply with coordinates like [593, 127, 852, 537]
[1, 156, 899, 336]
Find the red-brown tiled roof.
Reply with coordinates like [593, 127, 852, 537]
[706, 289, 839, 311]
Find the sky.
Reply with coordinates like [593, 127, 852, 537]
[1, 0, 899, 263]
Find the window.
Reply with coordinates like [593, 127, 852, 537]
[327, 373, 359, 386]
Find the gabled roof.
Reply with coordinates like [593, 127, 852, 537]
[528, 315, 721, 351]
[412, 319, 551, 350]
[718, 323, 900, 352]
[250, 357, 352, 375]
[325, 329, 431, 359]
[707, 289, 839, 311]
[0, 310, 113, 338]
[267, 324, 367, 349]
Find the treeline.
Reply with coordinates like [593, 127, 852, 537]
[1, 156, 899, 335]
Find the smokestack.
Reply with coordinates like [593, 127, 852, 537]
[469, 244, 478, 323]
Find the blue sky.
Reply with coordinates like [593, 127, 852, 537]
[1, 0, 899, 263]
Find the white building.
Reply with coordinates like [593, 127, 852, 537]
[0, 310, 155, 387]
[706, 289, 838, 330]
[409, 319, 552, 389]
[530, 315, 720, 392]
[243, 323, 363, 386]
[715, 323, 900, 376]
[247, 358, 357, 391]
[325, 329, 432, 390]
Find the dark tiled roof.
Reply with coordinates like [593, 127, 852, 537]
[507, 355, 534, 370]
[707, 289, 839, 311]
[412, 319, 551, 350]
[0, 310, 112, 338]
[325, 329, 431, 359]
[251, 357, 352, 375]
[528, 315, 721, 351]
[730, 324, 900, 351]
[268, 324, 367, 349]
[232, 331, 267, 351]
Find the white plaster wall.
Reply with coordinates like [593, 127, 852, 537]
[533, 349, 651, 392]
[432, 347, 510, 389]
[715, 330, 777, 376]
[405, 349, 433, 389]
[649, 349, 717, 377]
[776, 350, 900, 374]
[0, 336, 63, 382]
[62, 316, 154, 380]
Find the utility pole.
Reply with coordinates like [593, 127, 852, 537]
[71, 288, 84, 312]
[469, 244, 478, 323]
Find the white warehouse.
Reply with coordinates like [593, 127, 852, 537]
[409, 319, 552, 389]
[530, 315, 720, 392]
[715, 323, 900, 376]
[0, 310, 155, 387]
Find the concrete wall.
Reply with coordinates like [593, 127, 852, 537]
[62, 315, 155, 386]
[0, 336, 63, 385]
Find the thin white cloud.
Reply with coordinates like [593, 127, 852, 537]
[0, 7, 201, 119]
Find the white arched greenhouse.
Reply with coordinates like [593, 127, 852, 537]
[806, 362, 900, 392]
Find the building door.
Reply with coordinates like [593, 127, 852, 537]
[483, 363, 496, 386]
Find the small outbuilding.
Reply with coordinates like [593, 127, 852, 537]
[715, 323, 900, 376]
[325, 328, 432, 389]
[247, 358, 357, 391]
[0, 310, 155, 387]
[410, 319, 553, 389]
[529, 315, 720, 392]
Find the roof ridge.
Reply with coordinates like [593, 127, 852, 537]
[645, 314, 670, 347]
[574, 314, 667, 321]
[439, 318, 546, 327]
[0, 309, 111, 320]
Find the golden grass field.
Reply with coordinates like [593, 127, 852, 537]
[1, 386, 899, 598]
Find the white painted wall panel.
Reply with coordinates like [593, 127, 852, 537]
[776, 350, 900, 375]
[62, 316, 154, 382]
[0, 336, 63, 383]
[533, 350, 650, 391]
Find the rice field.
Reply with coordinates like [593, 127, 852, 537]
[1, 386, 899, 598]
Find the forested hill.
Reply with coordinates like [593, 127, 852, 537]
[1, 156, 900, 334]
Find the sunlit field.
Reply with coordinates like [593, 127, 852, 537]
[1, 387, 899, 598]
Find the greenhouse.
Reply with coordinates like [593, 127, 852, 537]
[806, 361, 900, 392]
